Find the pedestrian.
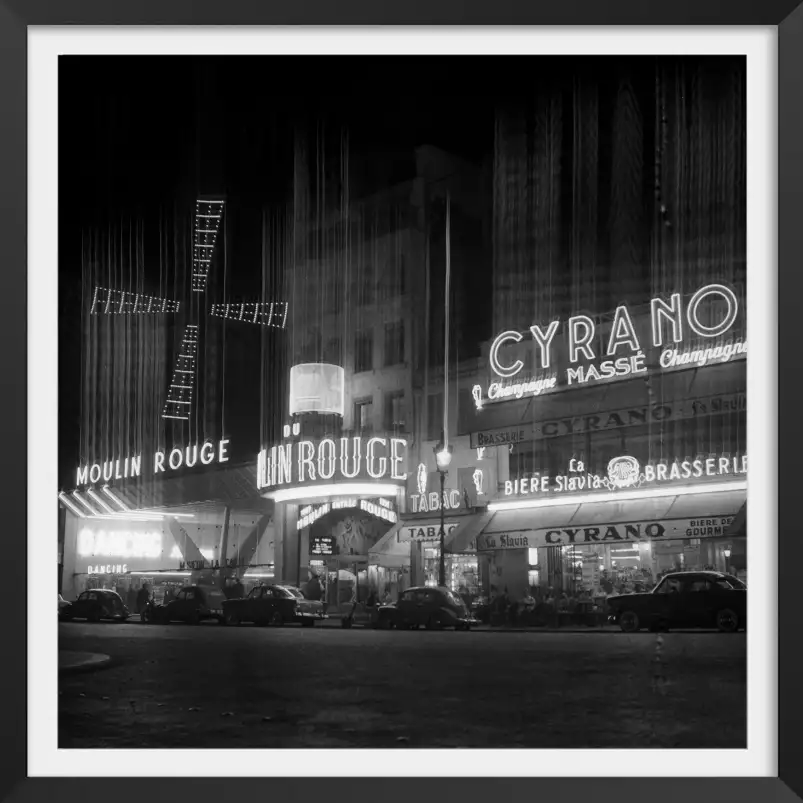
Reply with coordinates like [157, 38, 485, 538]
[136, 583, 151, 615]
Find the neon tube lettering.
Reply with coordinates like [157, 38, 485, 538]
[568, 316, 596, 362]
[489, 331, 524, 378]
[340, 437, 362, 479]
[650, 292, 683, 346]
[367, 437, 388, 479]
[298, 441, 317, 482]
[606, 306, 641, 355]
[200, 442, 215, 465]
[529, 320, 560, 369]
[317, 439, 336, 480]
[686, 284, 739, 338]
[390, 438, 407, 480]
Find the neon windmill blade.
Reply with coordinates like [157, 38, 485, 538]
[192, 198, 225, 294]
[162, 198, 225, 423]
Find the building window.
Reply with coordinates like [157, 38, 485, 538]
[357, 267, 375, 306]
[384, 321, 405, 366]
[385, 391, 406, 431]
[354, 398, 373, 433]
[427, 392, 444, 441]
[354, 330, 373, 373]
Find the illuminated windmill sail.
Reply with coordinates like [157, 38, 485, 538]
[210, 301, 289, 328]
[192, 199, 225, 293]
[161, 324, 198, 421]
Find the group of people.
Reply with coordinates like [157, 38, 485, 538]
[484, 586, 605, 627]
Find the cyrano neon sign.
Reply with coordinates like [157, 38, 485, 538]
[479, 284, 745, 405]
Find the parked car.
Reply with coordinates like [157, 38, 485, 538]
[147, 585, 226, 625]
[58, 594, 70, 614]
[222, 584, 327, 627]
[607, 570, 746, 633]
[379, 586, 478, 631]
[60, 589, 130, 623]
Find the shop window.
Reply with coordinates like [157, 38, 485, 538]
[354, 398, 373, 433]
[354, 330, 373, 373]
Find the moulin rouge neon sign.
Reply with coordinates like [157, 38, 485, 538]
[75, 439, 230, 487]
[257, 436, 408, 490]
[474, 284, 746, 408]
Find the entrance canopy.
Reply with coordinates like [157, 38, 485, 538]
[368, 511, 493, 566]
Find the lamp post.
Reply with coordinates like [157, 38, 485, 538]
[434, 441, 453, 588]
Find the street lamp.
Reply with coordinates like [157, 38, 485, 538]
[434, 440, 453, 588]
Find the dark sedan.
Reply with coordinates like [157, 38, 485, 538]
[147, 585, 226, 624]
[607, 570, 746, 633]
[60, 589, 130, 623]
[378, 586, 478, 630]
[222, 584, 326, 627]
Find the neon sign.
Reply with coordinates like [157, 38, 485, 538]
[87, 564, 128, 575]
[257, 436, 407, 490]
[75, 439, 230, 487]
[479, 283, 745, 405]
[77, 528, 163, 559]
[504, 454, 748, 497]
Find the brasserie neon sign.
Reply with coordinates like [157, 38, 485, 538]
[504, 454, 748, 497]
[476, 284, 745, 406]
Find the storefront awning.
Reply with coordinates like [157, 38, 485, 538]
[368, 522, 406, 565]
[368, 511, 492, 564]
[481, 487, 747, 547]
[725, 503, 746, 539]
[446, 511, 494, 553]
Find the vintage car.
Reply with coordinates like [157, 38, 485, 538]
[378, 586, 479, 631]
[59, 589, 130, 623]
[221, 584, 327, 627]
[607, 570, 746, 633]
[146, 585, 226, 625]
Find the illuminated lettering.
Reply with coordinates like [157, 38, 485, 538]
[529, 320, 560, 369]
[606, 306, 641, 355]
[76, 465, 89, 486]
[154, 451, 166, 473]
[317, 439, 336, 480]
[367, 437, 388, 479]
[200, 442, 215, 465]
[185, 444, 198, 468]
[130, 455, 141, 477]
[277, 444, 292, 484]
[298, 440, 317, 482]
[686, 284, 739, 338]
[340, 437, 362, 478]
[219, 439, 230, 463]
[169, 448, 183, 470]
[489, 330, 524, 378]
[651, 292, 684, 346]
[568, 316, 595, 363]
[390, 438, 407, 480]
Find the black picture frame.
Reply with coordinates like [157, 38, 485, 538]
[1, 1, 794, 801]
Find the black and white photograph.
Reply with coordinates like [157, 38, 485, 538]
[49, 46, 760, 760]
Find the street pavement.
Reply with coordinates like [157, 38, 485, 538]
[59, 620, 746, 749]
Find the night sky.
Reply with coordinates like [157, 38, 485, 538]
[58, 56, 724, 484]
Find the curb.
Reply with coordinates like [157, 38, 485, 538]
[59, 651, 113, 676]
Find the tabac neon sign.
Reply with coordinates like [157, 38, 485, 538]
[475, 284, 746, 407]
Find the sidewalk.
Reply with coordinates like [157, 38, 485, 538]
[319, 614, 619, 633]
[59, 650, 112, 675]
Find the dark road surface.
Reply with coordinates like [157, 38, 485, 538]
[59, 621, 746, 749]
